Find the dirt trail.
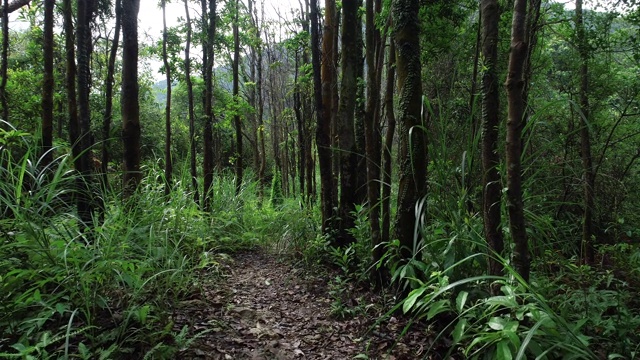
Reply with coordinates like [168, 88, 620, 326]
[175, 251, 433, 360]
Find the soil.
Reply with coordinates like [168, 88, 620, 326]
[172, 250, 450, 360]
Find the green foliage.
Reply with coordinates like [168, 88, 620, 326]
[270, 167, 283, 207]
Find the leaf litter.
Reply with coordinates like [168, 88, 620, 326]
[173, 250, 450, 359]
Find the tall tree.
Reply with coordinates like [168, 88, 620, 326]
[184, 0, 199, 204]
[233, 0, 242, 195]
[365, 0, 385, 265]
[202, 0, 216, 210]
[76, 0, 96, 226]
[312, 0, 335, 232]
[162, 0, 173, 196]
[1, 0, 8, 125]
[576, 0, 595, 264]
[504, 0, 530, 282]
[122, 0, 141, 197]
[381, 38, 396, 246]
[480, 0, 504, 282]
[102, 0, 121, 189]
[393, 0, 426, 260]
[63, 0, 78, 168]
[336, 0, 360, 245]
[41, 0, 55, 167]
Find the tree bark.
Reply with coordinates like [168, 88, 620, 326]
[202, 0, 216, 210]
[504, 0, 530, 282]
[41, 0, 55, 168]
[1, 0, 9, 125]
[184, 0, 199, 205]
[0, 0, 30, 14]
[480, 0, 504, 283]
[381, 38, 396, 246]
[63, 0, 78, 168]
[233, 0, 242, 195]
[312, 0, 335, 232]
[122, 0, 141, 198]
[336, 0, 360, 246]
[102, 0, 121, 191]
[393, 0, 426, 261]
[162, 0, 173, 196]
[576, 0, 595, 265]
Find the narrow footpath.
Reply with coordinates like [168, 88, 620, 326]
[173, 251, 443, 359]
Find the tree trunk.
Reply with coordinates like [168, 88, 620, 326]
[162, 0, 173, 196]
[0, 0, 8, 125]
[184, 0, 199, 205]
[202, 0, 216, 210]
[336, 0, 360, 246]
[76, 0, 96, 226]
[393, 0, 426, 261]
[122, 0, 141, 198]
[480, 0, 504, 284]
[63, 0, 78, 171]
[504, 0, 530, 282]
[41, 0, 55, 168]
[575, 0, 595, 265]
[102, 0, 121, 191]
[312, 0, 335, 232]
[381, 38, 396, 246]
[233, 0, 242, 195]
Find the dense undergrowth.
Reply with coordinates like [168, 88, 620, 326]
[0, 129, 315, 359]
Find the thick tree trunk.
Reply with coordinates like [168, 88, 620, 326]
[393, 0, 426, 261]
[122, 0, 141, 198]
[162, 0, 173, 196]
[102, 0, 121, 191]
[576, 0, 595, 265]
[41, 0, 55, 167]
[504, 0, 530, 282]
[312, 0, 335, 232]
[480, 0, 504, 283]
[233, 0, 242, 195]
[183, 0, 199, 205]
[336, 0, 360, 246]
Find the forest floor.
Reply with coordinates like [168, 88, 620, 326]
[171, 250, 450, 360]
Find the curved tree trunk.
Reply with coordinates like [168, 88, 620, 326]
[122, 0, 141, 198]
[504, 0, 530, 282]
[480, 0, 504, 283]
[393, 0, 426, 261]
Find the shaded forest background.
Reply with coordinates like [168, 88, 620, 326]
[2, 0, 640, 358]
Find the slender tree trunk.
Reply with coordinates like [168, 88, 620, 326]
[336, 0, 360, 246]
[312, 0, 335, 232]
[393, 0, 426, 261]
[233, 0, 242, 195]
[355, 25, 367, 206]
[0, 0, 8, 125]
[480, 0, 504, 283]
[576, 0, 595, 265]
[366, 0, 384, 265]
[102, 0, 121, 191]
[63, 0, 78, 167]
[122, 0, 141, 198]
[202, 0, 216, 210]
[184, 0, 199, 205]
[162, 0, 173, 196]
[41, 0, 55, 167]
[381, 38, 396, 245]
[504, 0, 530, 282]
[76, 0, 96, 226]
[257, 29, 266, 201]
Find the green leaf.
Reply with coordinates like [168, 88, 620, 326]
[456, 291, 469, 312]
[402, 286, 427, 314]
[497, 340, 513, 360]
[488, 317, 507, 331]
[426, 299, 450, 320]
[452, 318, 467, 343]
